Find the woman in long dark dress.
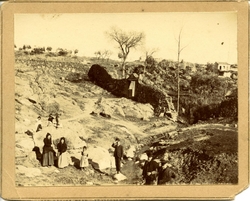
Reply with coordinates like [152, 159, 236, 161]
[42, 133, 54, 167]
[57, 137, 69, 168]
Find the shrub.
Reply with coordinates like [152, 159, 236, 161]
[219, 97, 237, 118]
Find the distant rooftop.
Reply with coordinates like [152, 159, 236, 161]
[218, 62, 230, 65]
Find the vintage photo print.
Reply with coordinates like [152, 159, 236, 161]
[1, 1, 248, 200]
[14, 11, 238, 187]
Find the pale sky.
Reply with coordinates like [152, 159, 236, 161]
[14, 12, 237, 64]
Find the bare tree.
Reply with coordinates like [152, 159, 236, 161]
[94, 50, 112, 60]
[175, 27, 189, 116]
[102, 50, 112, 61]
[106, 27, 145, 78]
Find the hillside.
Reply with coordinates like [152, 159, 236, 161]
[15, 54, 238, 186]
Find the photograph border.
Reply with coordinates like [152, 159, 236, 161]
[1, 1, 249, 200]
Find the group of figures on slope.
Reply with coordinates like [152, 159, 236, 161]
[42, 133, 88, 170]
[35, 113, 62, 132]
[112, 138, 177, 185]
[36, 119, 176, 184]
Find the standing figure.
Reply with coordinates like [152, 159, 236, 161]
[57, 137, 69, 168]
[55, 113, 59, 128]
[158, 159, 176, 185]
[142, 152, 159, 185]
[47, 114, 54, 127]
[42, 133, 54, 167]
[127, 73, 139, 98]
[35, 116, 42, 132]
[80, 146, 89, 171]
[112, 138, 123, 174]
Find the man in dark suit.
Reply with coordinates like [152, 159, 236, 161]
[112, 138, 124, 174]
[142, 152, 159, 185]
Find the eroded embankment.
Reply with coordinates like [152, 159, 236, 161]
[133, 124, 238, 184]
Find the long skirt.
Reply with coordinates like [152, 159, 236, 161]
[42, 151, 54, 166]
[80, 156, 89, 168]
[58, 152, 69, 168]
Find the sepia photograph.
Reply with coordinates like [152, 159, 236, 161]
[13, 12, 239, 187]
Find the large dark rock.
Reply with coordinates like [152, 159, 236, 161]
[88, 64, 176, 116]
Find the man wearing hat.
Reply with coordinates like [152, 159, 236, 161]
[157, 158, 176, 185]
[112, 138, 124, 174]
[142, 152, 159, 185]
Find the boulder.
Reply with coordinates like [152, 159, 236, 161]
[88, 146, 115, 170]
[125, 145, 136, 158]
[86, 181, 94, 185]
[22, 151, 41, 168]
[123, 108, 142, 119]
[114, 106, 125, 117]
[93, 97, 114, 115]
[113, 173, 127, 181]
[16, 137, 35, 153]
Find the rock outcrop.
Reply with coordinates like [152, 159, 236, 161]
[88, 64, 177, 120]
[93, 97, 154, 120]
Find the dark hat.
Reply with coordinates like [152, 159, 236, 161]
[115, 137, 120, 141]
[161, 157, 171, 165]
[161, 159, 168, 165]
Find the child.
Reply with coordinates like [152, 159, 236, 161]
[80, 146, 89, 171]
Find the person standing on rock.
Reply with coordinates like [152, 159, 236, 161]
[55, 113, 63, 129]
[142, 152, 159, 185]
[80, 146, 89, 171]
[47, 114, 54, 127]
[55, 113, 59, 128]
[112, 138, 124, 174]
[42, 133, 55, 167]
[157, 159, 176, 185]
[35, 116, 42, 132]
[57, 137, 69, 168]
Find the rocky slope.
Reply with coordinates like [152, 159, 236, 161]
[15, 55, 238, 186]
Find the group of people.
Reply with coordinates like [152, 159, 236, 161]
[35, 113, 61, 133]
[142, 152, 176, 185]
[111, 138, 176, 185]
[36, 114, 176, 184]
[42, 133, 89, 170]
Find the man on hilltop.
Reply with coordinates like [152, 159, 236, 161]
[112, 138, 123, 174]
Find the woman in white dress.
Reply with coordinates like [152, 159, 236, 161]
[57, 137, 69, 168]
